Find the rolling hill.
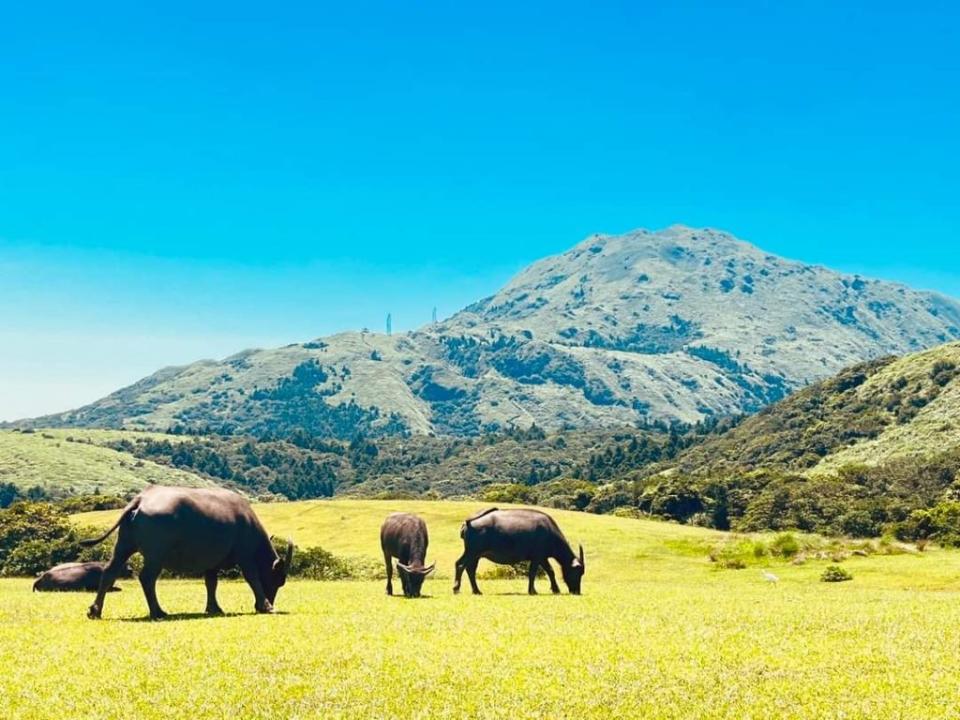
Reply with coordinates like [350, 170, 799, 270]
[14, 225, 960, 437]
[0, 429, 211, 498]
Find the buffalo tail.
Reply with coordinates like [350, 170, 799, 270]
[78, 497, 139, 546]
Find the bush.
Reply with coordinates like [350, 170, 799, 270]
[769, 532, 800, 558]
[708, 537, 765, 569]
[480, 483, 533, 504]
[57, 494, 127, 514]
[894, 501, 960, 547]
[820, 565, 853, 582]
[0, 502, 78, 576]
[2, 537, 78, 577]
[275, 539, 383, 581]
[478, 562, 545, 580]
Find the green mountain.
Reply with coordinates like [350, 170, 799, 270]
[613, 342, 960, 536]
[12, 226, 960, 438]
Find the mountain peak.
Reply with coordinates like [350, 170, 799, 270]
[15, 226, 960, 438]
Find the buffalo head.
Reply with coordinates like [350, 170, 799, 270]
[265, 539, 294, 604]
[396, 562, 435, 598]
[562, 545, 585, 595]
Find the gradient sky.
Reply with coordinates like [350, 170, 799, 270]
[1, 1, 958, 420]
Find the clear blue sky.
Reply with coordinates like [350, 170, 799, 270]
[1, 1, 958, 420]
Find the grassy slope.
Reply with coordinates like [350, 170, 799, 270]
[0, 429, 209, 495]
[2, 499, 956, 718]
[809, 342, 960, 474]
[669, 341, 960, 478]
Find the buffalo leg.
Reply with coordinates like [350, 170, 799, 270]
[541, 560, 561, 594]
[87, 543, 135, 619]
[465, 557, 482, 595]
[384, 552, 394, 595]
[453, 553, 479, 594]
[527, 561, 540, 595]
[205, 570, 223, 615]
[453, 553, 467, 594]
[241, 562, 273, 613]
[139, 561, 167, 620]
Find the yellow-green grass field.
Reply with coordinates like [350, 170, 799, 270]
[3, 500, 960, 719]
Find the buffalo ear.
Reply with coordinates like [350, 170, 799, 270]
[285, 538, 295, 568]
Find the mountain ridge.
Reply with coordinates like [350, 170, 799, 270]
[12, 225, 960, 437]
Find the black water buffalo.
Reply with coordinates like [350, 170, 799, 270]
[80, 486, 293, 620]
[380, 513, 435, 598]
[453, 508, 585, 595]
[32, 561, 131, 592]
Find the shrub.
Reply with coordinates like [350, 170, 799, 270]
[769, 533, 800, 558]
[479, 562, 545, 580]
[57, 494, 127, 514]
[820, 565, 853, 582]
[3, 537, 78, 577]
[708, 537, 764, 569]
[895, 501, 960, 547]
[0, 502, 77, 575]
[480, 483, 533, 504]
[277, 540, 382, 581]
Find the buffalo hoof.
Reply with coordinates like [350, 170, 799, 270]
[551, 588, 561, 595]
[206, 606, 224, 616]
[255, 602, 274, 614]
[87, 605, 102, 620]
[452, 586, 460, 594]
[150, 611, 169, 621]
[471, 589, 482, 596]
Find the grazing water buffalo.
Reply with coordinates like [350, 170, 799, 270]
[80, 486, 293, 620]
[453, 508, 585, 596]
[380, 513, 435, 598]
[33, 561, 131, 592]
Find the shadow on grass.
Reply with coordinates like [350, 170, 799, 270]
[118, 610, 291, 623]
[386, 593, 436, 600]
[458, 591, 568, 597]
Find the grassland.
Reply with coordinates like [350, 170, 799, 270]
[0, 429, 206, 495]
[0, 500, 953, 718]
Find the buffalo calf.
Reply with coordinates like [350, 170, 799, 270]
[33, 561, 130, 592]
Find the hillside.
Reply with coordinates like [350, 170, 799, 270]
[15, 225, 960, 437]
[667, 342, 960, 477]
[585, 342, 960, 536]
[7, 423, 701, 504]
[0, 429, 211, 498]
